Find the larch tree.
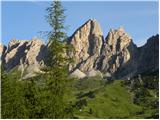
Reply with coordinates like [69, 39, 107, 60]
[43, 0, 73, 118]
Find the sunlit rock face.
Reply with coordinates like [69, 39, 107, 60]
[0, 44, 7, 66]
[95, 27, 139, 78]
[70, 69, 86, 79]
[68, 19, 104, 73]
[3, 38, 47, 78]
[0, 44, 7, 55]
[96, 28, 132, 71]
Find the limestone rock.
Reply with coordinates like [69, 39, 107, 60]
[0, 44, 7, 56]
[3, 38, 47, 77]
[68, 19, 104, 73]
[86, 69, 102, 77]
[0, 44, 7, 59]
[59, 20, 159, 79]
[95, 27, 138, 78]
[106, 27, 132, 52]
[0, 44, 7, 66]
[70, 69, 86, 79]
[111, 34, 159, 79]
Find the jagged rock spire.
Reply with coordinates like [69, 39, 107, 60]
[68, 19, 104, 72]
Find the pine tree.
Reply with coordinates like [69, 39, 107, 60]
[23, 79, 41, 118]
[43, 0, 73, 118]
[1, 70, 42, 118]
[1, 70, 29, 118]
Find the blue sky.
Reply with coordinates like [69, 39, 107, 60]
[1, 1, 159, 47]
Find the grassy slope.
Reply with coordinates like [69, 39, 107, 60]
[73, 80, 143, 119]
[69, 77, 159, 119]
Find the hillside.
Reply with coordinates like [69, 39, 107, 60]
[72, 80, 142, 119]
[67, 72, 158, 119]
[1, 68, 158, 119]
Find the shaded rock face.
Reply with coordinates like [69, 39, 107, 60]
[137, 35, 159, 74]
[1, 19, 159, 79]
[2, 38, 47, 77]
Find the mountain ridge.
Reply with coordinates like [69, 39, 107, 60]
[0, 19, 159, 79]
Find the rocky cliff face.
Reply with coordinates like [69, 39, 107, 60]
[68, 19, 104, 73]
[0, 44, 7, 55]
[1, 19, 159, 79]
[2, 38, 47, 78]
[0, 44, 7, 66]
[95, 28, 137, 74]
[137, 35, 159, 74]
[0, 44, 7, 60]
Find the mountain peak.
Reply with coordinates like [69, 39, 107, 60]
[68, 19, 104, 72]
[88, 18, 97, 22]
[83, 18, 102, 35]
[106, 27, 132, 51]
[109, 26, 125, 35]
[86, 18, 98, 24]
[118, 26, 125, 32]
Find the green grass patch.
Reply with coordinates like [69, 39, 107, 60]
[73, 80, 144, 119]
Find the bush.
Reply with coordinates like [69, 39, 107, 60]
[75, 98, 87, 109]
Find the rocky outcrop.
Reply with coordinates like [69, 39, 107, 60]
[99, 27, 139, 79]
[86, 69, 102, 77]
[108, 34, 159, 79]
[68, 19, 104, 73]
[1, 19, 159, 79]
[0, 44, 7, 56]
[0, 44, 7, 66]
[2, 38, 47, 78]
[0, 44, 7, 61]
[68, 19, 158, 79]
[95, 27, 135, 73]
[70, 69, 86, 79]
